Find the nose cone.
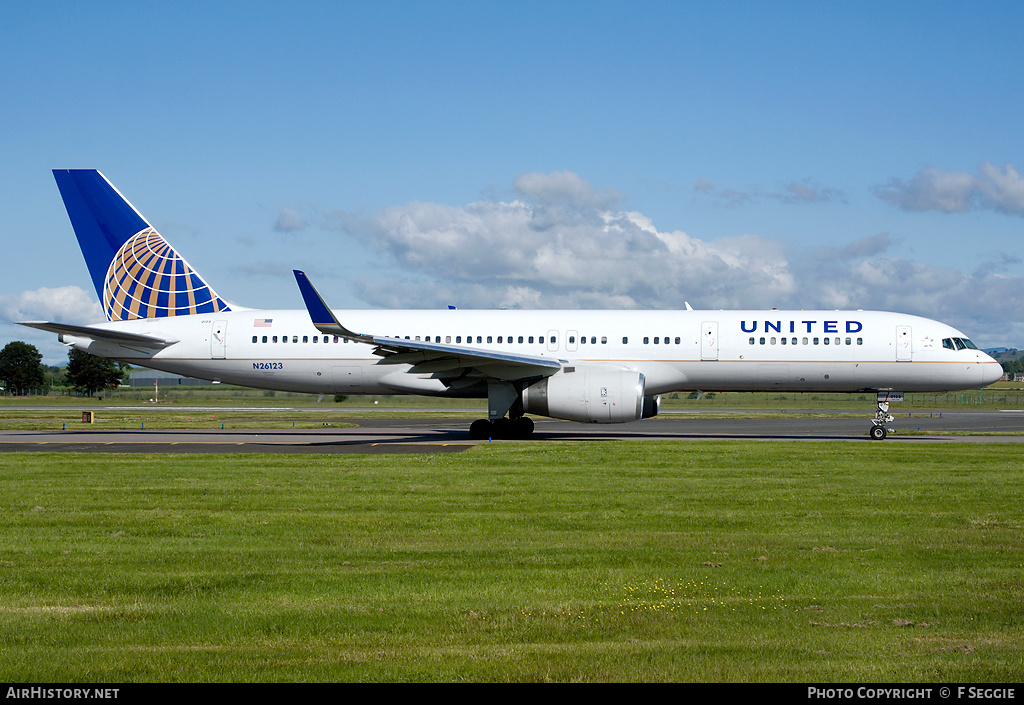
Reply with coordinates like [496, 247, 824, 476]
[979, 353, 1003, 386]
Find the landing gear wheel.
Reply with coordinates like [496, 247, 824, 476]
[512, 416, 534, 439]
[468, 417, 535, 440]
[470, 419, 492, 440]
[870, 425, 887, 440]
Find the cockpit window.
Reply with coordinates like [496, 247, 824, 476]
[943, 337, 979, 351]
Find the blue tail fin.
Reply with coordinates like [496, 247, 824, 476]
[52, 169, 231, 321]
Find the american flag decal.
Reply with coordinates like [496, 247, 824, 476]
[254, 318, 273, 327]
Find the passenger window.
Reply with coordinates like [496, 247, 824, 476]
[857, 338, 863, 345]
[674, 337, 680, 344]
[601, 337, 607, 344]
[262, 336, 268, 343]
[749, 337, 755, 345]
[654, 337, 660, 344]
[252, 336, 257, 343]
[643, 337, 649, 344]
[623, 337, 629, 344]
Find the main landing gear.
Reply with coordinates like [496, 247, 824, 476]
[469, 416, 534, 440]
[870, 399, 895, 440]
[469, 381, 535, 440]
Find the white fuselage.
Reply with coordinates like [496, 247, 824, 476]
[63, 308, 1003, 396]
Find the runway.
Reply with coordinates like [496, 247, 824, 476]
[1, 409, 1021, 453]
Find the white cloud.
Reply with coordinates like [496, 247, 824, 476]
[274, 206, 307, 233]
[331, 172, 796, 311]
[813, 232, 893, 262]
[977, 163, 1024, 216]
[512, 170, 621, 210]
[874, 162, 1024, 216]
[0, 286, 102, 324]
[775, 181, 845, 204]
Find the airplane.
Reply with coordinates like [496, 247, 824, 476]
[21, 169, 1003, 440]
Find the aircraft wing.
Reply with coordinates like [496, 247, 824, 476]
[292, 270, 561, 384]
[18, 321, 178, 349]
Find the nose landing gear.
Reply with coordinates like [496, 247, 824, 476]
[870, 393, 898, 440]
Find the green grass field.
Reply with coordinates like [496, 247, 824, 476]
[5, 380, 1024, 408]
[1, 442, 1021, 682]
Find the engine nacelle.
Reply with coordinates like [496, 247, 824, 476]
[522, 367, 649, 423]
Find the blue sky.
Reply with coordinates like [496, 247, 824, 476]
[2, 1, 1023, 362]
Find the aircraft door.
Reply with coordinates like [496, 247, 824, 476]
[896, 326, 912, 361]
[546, 330, 559, 352]
[566, 330, 579, 353]
[701, 321, 719, 360]
[211, 320, 227, 359]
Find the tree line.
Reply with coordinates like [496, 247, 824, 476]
[1000, 358, 1024, 378]
[0, 341, 130, 396]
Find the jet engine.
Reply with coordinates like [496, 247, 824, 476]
[522, 367, 659, 423]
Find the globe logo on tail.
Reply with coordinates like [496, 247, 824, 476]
[102, 228, 230, 321]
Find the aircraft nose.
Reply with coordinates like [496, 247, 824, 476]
[980, 356, 1003, 386]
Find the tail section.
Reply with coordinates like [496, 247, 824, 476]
[52, 169, 231, 321]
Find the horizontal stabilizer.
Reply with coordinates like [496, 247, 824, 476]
[18, 321, 178, 348]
